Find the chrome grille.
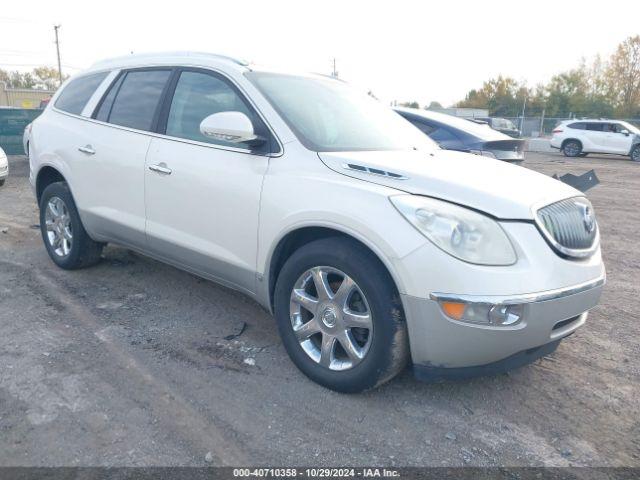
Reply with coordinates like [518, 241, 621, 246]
[535, 197, 598, 258]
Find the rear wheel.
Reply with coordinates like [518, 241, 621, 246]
[631, 145, 640, 162]
[39, 182, 104, 269]
[274, 237, 409, 393]
[562, 140, 582, 157]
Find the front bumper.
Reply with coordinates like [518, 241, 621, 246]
[402, 274, 604, 371]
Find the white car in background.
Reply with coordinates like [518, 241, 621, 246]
[0, 146, 8, 186]
[551, 119, 640, 161]
[26, 52, 605, 392]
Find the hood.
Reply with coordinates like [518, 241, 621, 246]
[318, 149, 580, 219]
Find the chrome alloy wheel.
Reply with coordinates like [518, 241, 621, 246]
[289, 266, 373, 371]
[45, 196, 73, 257]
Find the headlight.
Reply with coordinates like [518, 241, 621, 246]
[390, 195, 517, 265]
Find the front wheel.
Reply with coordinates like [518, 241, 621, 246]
[274, 237, 409, 393]
[39, 182, 104, 269]
[631, 145, 640, 162]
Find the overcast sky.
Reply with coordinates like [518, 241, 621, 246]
[1, 0, 638, 106]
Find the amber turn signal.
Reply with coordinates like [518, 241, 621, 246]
[441, 301, 466, 320]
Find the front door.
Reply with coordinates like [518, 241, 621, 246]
[604, 123, 634, 154]
[144, 69, 274, 295]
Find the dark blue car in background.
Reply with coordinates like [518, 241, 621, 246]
[395, 108, 526, 163]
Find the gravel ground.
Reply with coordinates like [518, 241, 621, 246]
[0, 152, 638, 467]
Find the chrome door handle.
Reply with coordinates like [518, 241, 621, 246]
[148, 164, 172, 175]
[78, 145, 95, 155]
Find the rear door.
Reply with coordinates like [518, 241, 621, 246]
[584, 122, 608, 152]
[144, 68, 274, 294]
[80, 68, 172, 247]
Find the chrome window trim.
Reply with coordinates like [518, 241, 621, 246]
[51, 63, 284, 158]
[532, 196, 600, 259]
[81, 69, 121, 118]
[430, 273, 605, 306]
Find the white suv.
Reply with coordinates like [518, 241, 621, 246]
[0, 146, 8, 186]
[551, 119, 640, 161]
[26, 52, 605, 392]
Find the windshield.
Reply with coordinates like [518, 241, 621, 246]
[246, 72, 436, 152]
[621, 121, 640, 135]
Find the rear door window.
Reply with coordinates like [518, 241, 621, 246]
[409, 120, 436, 135]
[429, 127, 460, 143]
[586, 123, 605, 131]
[98, 69, 171, 131]
[54, 72, 109, 115]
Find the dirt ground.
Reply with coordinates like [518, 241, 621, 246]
[0, 152, 638, 467]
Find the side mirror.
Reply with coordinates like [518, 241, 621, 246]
[621, 129, 630, 136]
[199, 111, 264, 145]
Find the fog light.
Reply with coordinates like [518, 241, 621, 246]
[437, 300, 523, 326]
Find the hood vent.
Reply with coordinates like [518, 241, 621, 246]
[343, 163, 408, 180]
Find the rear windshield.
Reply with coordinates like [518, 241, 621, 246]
[55, 72, 109, 115]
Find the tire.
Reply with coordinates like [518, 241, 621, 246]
[39, 182, 104, 269]
[0, 179, 5, 187]
[631, 145, 640, 162]
[274, 237, 409, 393]
[562, 140, 582, 157]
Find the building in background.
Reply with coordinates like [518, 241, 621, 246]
[428, 107, 489, 118]
[0, 82, 54, 109]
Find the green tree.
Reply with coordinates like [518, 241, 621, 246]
[605, 35, 640, 116]
[0, 67, 67, 90]
[455, 36, 640, 119]
[32, 67, 64, 90]
[457, 76, 523, 116]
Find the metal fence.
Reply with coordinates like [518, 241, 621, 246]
[0, 108, 43, 154]
[502, 116, 640, 138]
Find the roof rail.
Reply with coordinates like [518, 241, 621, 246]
[91, 51, 250, 69]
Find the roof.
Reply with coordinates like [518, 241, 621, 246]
[89, 51, 250, 72]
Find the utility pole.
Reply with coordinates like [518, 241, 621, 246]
[54, 25, 63, 86]
[331, 58, 338, 78]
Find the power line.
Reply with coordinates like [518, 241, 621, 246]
[0, 16, 48, 25]
[0, 62, 81, 70]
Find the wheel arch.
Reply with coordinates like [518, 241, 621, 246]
[35, 165, 67, 204]
[561, 138, 583, 150]
[264, 225, 405, 314]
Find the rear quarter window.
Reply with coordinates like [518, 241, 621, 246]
[430, 127, 460, 143]
[54, 72, 109, 115]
